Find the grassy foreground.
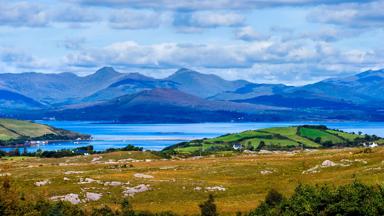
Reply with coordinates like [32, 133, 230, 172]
[1, 147, 384, 215]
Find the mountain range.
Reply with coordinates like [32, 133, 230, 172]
[1, 67, 384, 122]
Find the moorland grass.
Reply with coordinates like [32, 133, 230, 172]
[1, 147, 384, 215]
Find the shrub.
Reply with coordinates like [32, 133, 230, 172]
[264, 189, 283, 206]
[199, 194, 218, 216]
[249, 182, 384, 216]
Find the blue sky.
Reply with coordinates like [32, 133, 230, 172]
[0, 0, 383, 85]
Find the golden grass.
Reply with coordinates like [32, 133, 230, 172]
[1, 147, 384, 215]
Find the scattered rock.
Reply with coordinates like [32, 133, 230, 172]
[64, 171, 84, 175]
[104, 181, 123, 186]
[79, 178, 102, 184]
[91, 156, 102, 162]
[302, 165, 320, 174]
[260, 170, 273, 175]
[205, 186, 226, 192]
[159, 166, 177, 170]
[0, 173, 11, 177]
[258, 150, 273, 154]
[123, 184, 150, 197]
[51, 194, 81, 204]
[117, 158, 134, 163]
[243, 150, 256, 154]
[86, 192, 102, 201]
[189, 156, 203, 160]
[321, 160, 337, 167]
[355, 159, 368, 164]
[134, 173, 154, 179]
[35, 180, 50, 186]
[340, 159, 353, 163]
[365, 167, 382, 171]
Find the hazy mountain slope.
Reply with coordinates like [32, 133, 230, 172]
[83, 73, 178, 102]
[50, 88, 286, 123]
[0, 89, 44, 110]
[165, 68, 249, 98]
[0, 67, 130, 105]
[296, 69, 384, 105]
[210, 83, 293, 101]
[0, 72, 81, 104]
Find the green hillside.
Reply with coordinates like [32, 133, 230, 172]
[163, 125, 383, 155]
[0, 119, 90, 146]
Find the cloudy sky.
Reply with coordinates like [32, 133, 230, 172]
[0, 0, 383, 85]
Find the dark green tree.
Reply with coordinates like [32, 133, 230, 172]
[199, 194, 218, 216]
[91, 205, 116, 216]
[120, 198, 135, 216]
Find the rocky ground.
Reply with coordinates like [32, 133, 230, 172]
[0, 147, 383, 215]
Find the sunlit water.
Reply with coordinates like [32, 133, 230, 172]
[1, 121, 384, 152]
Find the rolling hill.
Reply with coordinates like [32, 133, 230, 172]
[163, 125, 383, 155]
[0, 119, 90, 146]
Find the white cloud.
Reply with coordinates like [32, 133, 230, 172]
[308, 1, 384, 28]
[0, 47, 52, 71]
[0, 2, 49, 27]
[189, 12, 245, 28]
[59, 39, 384, 84]
[235, 26, 269, 41]
[173, 11, 245, 31]
[0, 1, 100, 28]
[58, 37, 87, 50]
[109, 10, 162, 29]
[72, 0, 376, 10]
[53, 6, 100, 23]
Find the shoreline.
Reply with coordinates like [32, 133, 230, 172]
[0, 139, 93, 149]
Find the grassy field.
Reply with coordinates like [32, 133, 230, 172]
[166, 125, 373, 155]
[0, 119, 54, 140]
[298, 127, 345, 144]
[0, 118, 89, 144]
[1, 147, 384, 215]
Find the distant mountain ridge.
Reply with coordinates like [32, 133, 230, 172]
[0, 67, 129, 105]
[1, 67, 384, 122]
[50, 88, 287, 123]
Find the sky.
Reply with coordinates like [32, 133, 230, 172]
[0, 0, 383, 85]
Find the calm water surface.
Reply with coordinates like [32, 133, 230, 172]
[2, 121, 384, 152]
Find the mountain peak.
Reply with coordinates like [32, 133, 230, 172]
[94, 67, 119, 76]
[86, 67, 122, 81]
[356, 69, 384, 78]
[170, 68, 217, 79]
[172, 68, 201, 76]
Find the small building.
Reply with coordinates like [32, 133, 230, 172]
[232, 143, 243, 150]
